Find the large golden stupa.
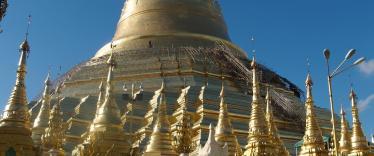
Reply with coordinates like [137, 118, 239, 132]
[26, 0, 341, 155]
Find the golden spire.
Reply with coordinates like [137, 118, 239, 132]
[0, 17, 31, 128]
[172, 105, 195, 154]
[0, 16, 35, 155]
[32, 73, 52, 145]
[215, 78, 240, 156]
[74, 48, 131, 155]
[338, 104, 351, 155]
[266, 88, 290, 156]
[144, 81, 178, 156]
[299, 73, 328, 156]
[91, 51, 122, 131]
[244, 57, 276, 156]
[215, 78, 233, 136]
[349, 88, 370, 154]
[89, 80, 105, 132]
[41, 85, 65, 155]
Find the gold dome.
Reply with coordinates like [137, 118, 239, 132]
[114, 0, 229, 41]
[94, 0, 247, 58]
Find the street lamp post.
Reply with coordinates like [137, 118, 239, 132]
[323, 49, 365, 156]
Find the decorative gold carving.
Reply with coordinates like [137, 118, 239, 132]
[172, 104, 196, 154]
[41, 85, 65, 156]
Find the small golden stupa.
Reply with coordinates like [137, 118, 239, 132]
[143, 81, 178, 156]
[244, 57, 276, 156]
[32, 73, 52, 147]
[72, 51, 131, 156]
[299, 73, 328, 156]
[348, 89, 371, 156]
[339, 105, 351, 156]
[215, 79, 243, 156]
[0, 37, 35, 155]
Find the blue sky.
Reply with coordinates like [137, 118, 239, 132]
[0, 1, 373, 139]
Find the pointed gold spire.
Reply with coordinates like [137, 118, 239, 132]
[89, 80, 105, 132]
[0, 17, 35, 155]
[0, 27, 31, 128]
[91, 51, 122, 130]
[144, 81, 178, 156]
[339, 104, 351, 156]
[41, 85, 65, 156]
[349, 88, 370, 155]
[32, 73, 52, 146]
[299, 73, 328, 156]
[73, 48, 131, 155]
[244, 57, 276, 156]
[215, 78, 240, 156]
[215, 78, 233, 136]
[266, 88, 290, 156]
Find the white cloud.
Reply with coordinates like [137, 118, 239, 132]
[358, 59, 374, 75]
[358, 94, 374, 112]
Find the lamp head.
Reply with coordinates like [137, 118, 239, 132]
[345, 49, 356, 60]
[323, 49, 330, 60]
[353, 57, 365, 65]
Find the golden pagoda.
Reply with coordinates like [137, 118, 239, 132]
[72, 50, 131, 156]
[265, 88, 290, 156]
[244, 57, 276, 156]
[348, 89, 370, 156]
[27, 1, 339, 155]
[41, 85, 65, 156]
[0, 35, 35, 155]
[32, 73, 52, 147]
[143, 81, 178, 156]
[339, 105, 351, 156]
[299, 73, 328, 156]
[215, 79, 242, 156]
